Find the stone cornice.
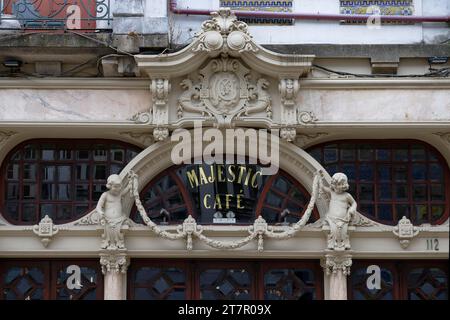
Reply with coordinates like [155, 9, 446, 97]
[1, 78, 449, 90]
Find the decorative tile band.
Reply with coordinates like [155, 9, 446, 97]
[220, 0, 294, 25]
[340, 0, 414, 24]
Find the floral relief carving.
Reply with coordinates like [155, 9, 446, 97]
[192, 8, 258, 54]
[100, 252, 129, 274]
[26, 215, 66, 248]
[323, 253, 352, 276]
[177, 56, 271, 126]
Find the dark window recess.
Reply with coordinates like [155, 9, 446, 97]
[307, 140, 449, 225]
[128, 260, 322, 300]
[0, 260, 103, 300]
[1, 140, 142, 225]
[349, 260, 448, 300]
[131, 164, 319, 225]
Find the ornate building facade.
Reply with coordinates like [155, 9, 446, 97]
[0, 1, 448, 300]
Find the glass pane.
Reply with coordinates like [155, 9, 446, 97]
[23, 184, 37, 200]
[110, 146, 125, 162]
[7, 163, 20, 180]
[430, 185, 444, 201]
[75, 184, 89, 201]
[378, 204, 393, 221]
[411, 145, 426, 161]
[431, 205, 445, 222]
[76, 149, 90, 160]
[414, 205, 428, 224]
[376, 148, 391, 161]
[42, 166, 56, 181]
[6, 183, 20, 200]
[308, 148, 321, 162]
[24, 145, 38, 160]
[94, 165, 107, 180]
[396, 205, 410, 219]
[41, 144, 55, 160]
[273, 177, 290, 194]
[200, 269, 251, 300]
[92, 184, 106, 201]
[359, 165, 374, 181]
[429, 164, 443, 182]
[378, 184, 392, 201]
[76, 164, 90, 181]
[264, 269, 316, 300]
[340, 144, 356, 161]
[413, 185, 427, 201]
[6, 202, 19, 220]
[56, 205, 72, 221]
[57, 166, 72, 182]
[412, 164, 427, 180]
[126, 149, 140, 162]
[377, 165, 391, 181]
[23, 164, 36, 180]
[394, 146, 408, 162]
[395, 184, 408, 200]
[111, 164, 123, 175]
[324, 145, 338, 164]
[93, 147, 108, 161]
[57, 184, 72, 200]
[40, 204, 55, 219]
[342, 164, 356, 180]
[58, 149, 72, 160]
[41, 184, 56, 200]
[393, 166, 407, 182]
[359, 184, 374, 201]
[22, 204, 37, 222]
[75, 205, 89, 216]
[358, 146, 374, 161]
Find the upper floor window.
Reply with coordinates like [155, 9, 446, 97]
[307, 140, 449, 225]
[1, 139, 142, 225]
[131, 164, 319, 225]
[1, 0, 112, 31]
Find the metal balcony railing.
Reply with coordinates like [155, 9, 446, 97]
[0, 0, 112, 31]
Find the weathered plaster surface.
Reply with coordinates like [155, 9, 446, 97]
[0, 89, 150, 122]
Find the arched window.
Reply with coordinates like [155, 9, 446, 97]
[307, 140, 449, 225]
[131, 164, 319, 225]
[1, 139, 142, 225]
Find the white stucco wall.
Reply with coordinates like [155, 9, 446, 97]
[169, 0, 450, 45]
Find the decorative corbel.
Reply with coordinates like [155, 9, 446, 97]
[393, 216, 419, 249]
[150, 78, 171, 141]
[280, 127, 297, 142]
[28, 215, 61, 247]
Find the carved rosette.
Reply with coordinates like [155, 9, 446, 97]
[100, 252, 129, 274]
[192, 8, 258, 55]
[153, 127, 169, 141]
[280, 127, 297, 142]
[322, 253, 353, 276]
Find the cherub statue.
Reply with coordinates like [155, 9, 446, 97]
[320, 172, 357, 251]
[96, 174, 131, 250]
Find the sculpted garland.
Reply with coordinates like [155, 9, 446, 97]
[95, 169, 362, 252]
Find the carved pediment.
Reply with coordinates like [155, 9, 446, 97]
[133, 8, 315, 137]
